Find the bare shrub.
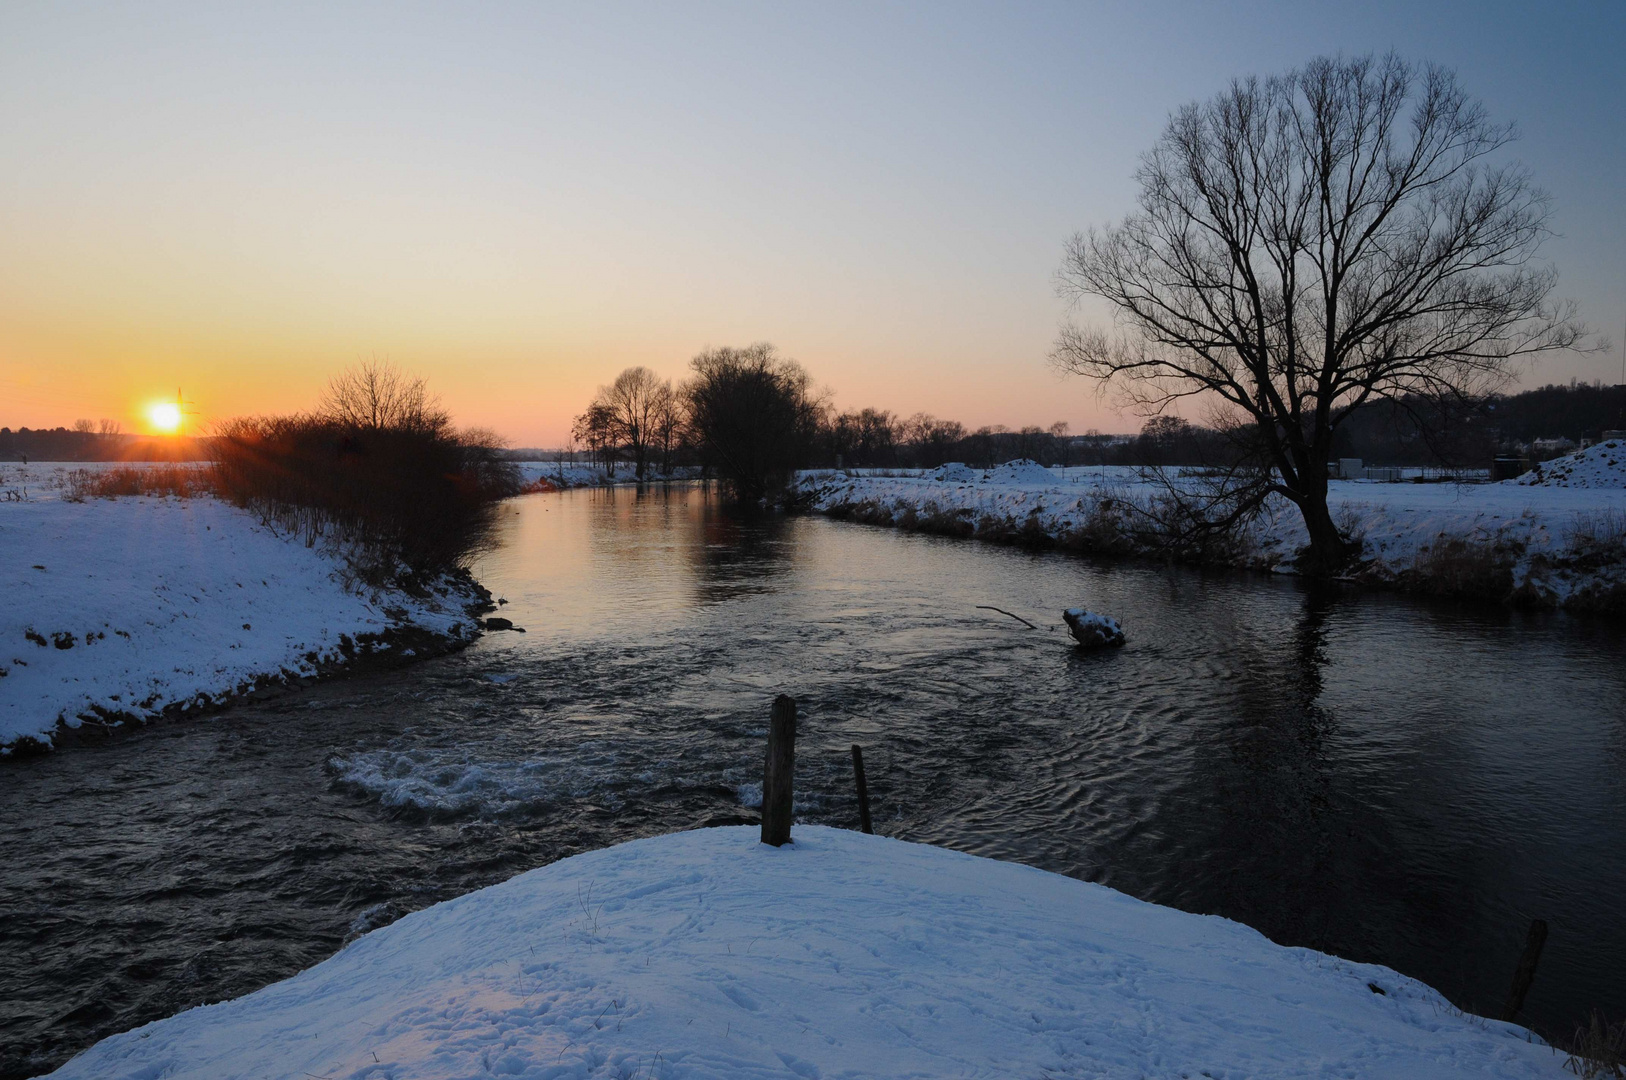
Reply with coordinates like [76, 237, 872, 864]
[1565, 1012, 1626, 1078]
[65, 465, 213, 501]
[320, 359, 447, 433]
[212, 414, 521, 587]
[1566, 510, 1626, 557]
[1406, 536, 1516, 600]
[913, 503, 976, 538]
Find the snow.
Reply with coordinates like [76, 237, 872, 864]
[925, 462, 978, 483]
[1062, 608, 1124, 647]
[516, 462, 621, 490]
[43, 826, 1564, 1079]
[1512, 440, 1626, 488]
[797, 462, 1626, 607]
[983, 457, 1058, 484]
[514, 464, 704, 490]
[0, 465, 481, 751]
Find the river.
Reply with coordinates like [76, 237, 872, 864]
[2, 483, 1624, 1077]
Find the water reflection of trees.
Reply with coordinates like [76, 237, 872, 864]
[1196, 586, 1347, 942]
[1176, 584, 1495, 1016]
[686, 491, 798, 605]
[582, 483, 799, 606]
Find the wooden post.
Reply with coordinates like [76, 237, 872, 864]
[761, 695, 796, 846]
[851, 744, 873, 834]
[1500, 918, 1549, 1022]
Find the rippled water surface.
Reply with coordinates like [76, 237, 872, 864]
[4, 485, 1625, 1076]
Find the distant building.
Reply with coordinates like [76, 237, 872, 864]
[1531, 437, 1576, 456]
[1491, 457, 1529, 481]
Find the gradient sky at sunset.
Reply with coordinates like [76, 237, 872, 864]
[2, 1, 1621, 444]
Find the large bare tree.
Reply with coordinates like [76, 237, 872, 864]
[1053, 54, 1585, 572]
[573, 367, 677, 480]
[603, 366, 671, 481]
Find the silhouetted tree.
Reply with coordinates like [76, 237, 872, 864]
[830, 407, 899, 468]
[1048, 421, 1072, 466]
[1054, 54, 1585, 572]
[683, 343, 822, 501]
[650, 381, 682, 474]
[571, 402, 618, 478]
[322, 360, 449, 434]
[899, 414, 966, 468]
[602, 366, 672, 480]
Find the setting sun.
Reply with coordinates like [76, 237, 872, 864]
[148, 401, 182, 433]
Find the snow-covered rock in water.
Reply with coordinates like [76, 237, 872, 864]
[1512, 440, 1626, 488]
[984, 458, 1056, 484]
[42, 826, 1563, 1079]
[926, 462, 979, 483]
[1064, 607, 1125, 648]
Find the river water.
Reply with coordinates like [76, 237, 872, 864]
[3, 484, 1625, 1077]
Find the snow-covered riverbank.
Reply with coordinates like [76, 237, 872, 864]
[44, 825, 1565, 1079]
[796, 444, 1626, 612]
[515, 462, 703, 490]
[1, 465, 486, 753]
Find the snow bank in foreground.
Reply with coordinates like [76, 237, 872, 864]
[1, 480, 481, 750]
[1513, 440, 1626, 488]
[46, 826, 1560, 1079]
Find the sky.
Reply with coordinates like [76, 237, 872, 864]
[1, 1, 1621, 445]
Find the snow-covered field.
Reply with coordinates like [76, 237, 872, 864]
[797, 445, 1626, 610]
[1, 464, 483, 752]
[45, 826, 1566, 1079]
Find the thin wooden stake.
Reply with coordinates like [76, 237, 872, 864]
[1500, 918, 1548, 1022]
[761, 695, 796, 847]
[851, 744, 873, 834]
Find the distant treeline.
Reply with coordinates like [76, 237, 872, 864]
[1331, 381, 1626, 466]
[0, 427, 208, 462]
[568, 358, 1626, 480]
[565, 353, 1123, 486]
[9, 375, 1620, 470]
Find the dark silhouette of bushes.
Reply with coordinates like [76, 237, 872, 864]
[212, 414, 521, 587]
[683, 344, 824, 502]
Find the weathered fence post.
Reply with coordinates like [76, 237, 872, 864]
[851, 744, 873, 834]
[761, 695, 796, 846]
[1500, 918, 1549, 1022]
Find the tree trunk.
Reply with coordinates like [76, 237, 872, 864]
[1295, 471, 1357, 576]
